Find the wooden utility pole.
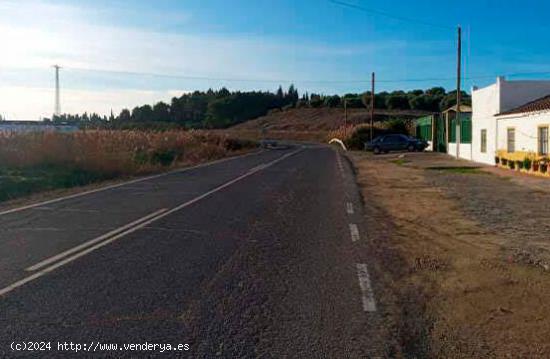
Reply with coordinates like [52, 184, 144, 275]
[370, 72, 375, 141]
[344, 99, 348, 127]
[456, 26, 462, 159]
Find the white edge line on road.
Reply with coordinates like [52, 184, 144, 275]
[349, 223, 360, 242]
[0, 150, 264, 217]
[25, 208, 169, 272]
[356, 263, 377, 312]
[0, 149, 302, 297]
[346, 202, 354, 215]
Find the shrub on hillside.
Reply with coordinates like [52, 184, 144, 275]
[384, 118, 410, 134]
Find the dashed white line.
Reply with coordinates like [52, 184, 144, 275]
[25, 208, 169, 272]
[356, 263, 377, 312]
[1, 149, 302, 298]
[349, 223, 360, 242]
[346, 202, 354, 215]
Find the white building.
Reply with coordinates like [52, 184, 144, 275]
[471, 77, 550, 165]
[495, 96, 550, 160]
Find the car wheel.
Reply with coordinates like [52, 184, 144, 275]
[373, 146, 381, 154]
[407, 144, 415, 152]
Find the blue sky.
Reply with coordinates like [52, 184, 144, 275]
[1, 0, 550, 119]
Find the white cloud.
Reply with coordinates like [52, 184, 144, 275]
[0, 86, 188, 120]
[0, 0, 410, 118]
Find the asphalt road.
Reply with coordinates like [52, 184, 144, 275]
[0, 144, 384, 358]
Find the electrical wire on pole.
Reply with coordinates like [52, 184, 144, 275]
[456, 26, 462, 159]
[370, 72, 375, 141]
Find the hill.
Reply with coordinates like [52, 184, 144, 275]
[230, 107, 431, 132]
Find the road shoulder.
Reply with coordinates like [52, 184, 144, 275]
[347, 150, 550, 358]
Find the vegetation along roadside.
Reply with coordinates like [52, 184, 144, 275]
[0, 130, 257, 204]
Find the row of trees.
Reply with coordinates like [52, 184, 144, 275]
[308, 87, 471, 112]
[49, 86, 301, 129]
[47, 86, 471, 129]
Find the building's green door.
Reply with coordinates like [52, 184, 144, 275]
[436, 115, 446, 152]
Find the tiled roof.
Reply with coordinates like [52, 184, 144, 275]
[498, 95, 550, 116]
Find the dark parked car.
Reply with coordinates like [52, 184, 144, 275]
[364, 134, 428, 154]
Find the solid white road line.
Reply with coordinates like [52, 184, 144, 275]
[25, 208, 169, 272]
[356, 263, 377, 312]
[349, 223, 360, 242]
[346, 202, 354, 215]
[0, 150, 263, 217]
[0, 149, 302, 298]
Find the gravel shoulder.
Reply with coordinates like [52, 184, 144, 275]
[348, 150, 550, 358]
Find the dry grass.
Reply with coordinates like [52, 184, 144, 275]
[231, 108, 429, 132]
[349, 151, 550, 358]
[221, 129, 329, 143]
[0, 130, 256, 201]
[0, 130, 254, 173]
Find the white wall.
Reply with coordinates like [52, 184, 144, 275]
[471, 77, 550, 165]
[426, 140, 433, 151]
[497, 112, 550, 154]
[448, 142, 472, 160]
[472, 83, 500, 164]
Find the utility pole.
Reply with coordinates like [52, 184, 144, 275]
[53, 65, 61, 117]
[344, 99, 348, 127]
[370, 72, 375, 141]
[455, 26, 462, 159]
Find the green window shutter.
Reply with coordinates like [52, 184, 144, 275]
[461, 116, 472, 143]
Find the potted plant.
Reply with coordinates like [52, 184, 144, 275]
[516, 160, 523, 170]
[502, 158, 508, 166]
[495, 156, 500, 164]
[540, 158, 548, 173]
[523, 157, 532, 171]
[508, 160, 515, 170]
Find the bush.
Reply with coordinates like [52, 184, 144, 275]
[523, 157, 532, 170]
[540, 159, 548, 173]
[495, 157, 500, 164]
[223, 138, 257, 151]
[151, 149, 179, 166]
[516, 160, 523, 169]
[343, 126, 389, 150]
[384, 119, 409, 134]
[508, 160, 515, 169]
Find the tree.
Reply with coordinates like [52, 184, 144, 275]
[152, 102, 170, 122]
[286, 84, 299, 106]
[324, 95, 341, 108]
[216, 87, 231, 98]
[276, 86, 284, 100]
[440, 91, 470, 111]
[309, 94, 323, 108]
[386, 94, 410, 110]
[426, 87, 446, 97]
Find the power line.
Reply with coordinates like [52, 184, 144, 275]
[7, 65, 550, 88]
[328, 0, 454, 30]
[60, 66, 550, 85]
[62, 65, 449, 84]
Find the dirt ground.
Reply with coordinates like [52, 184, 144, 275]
[347, 150, 550, 358]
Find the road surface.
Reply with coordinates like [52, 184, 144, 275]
[0, 144, 385, 358]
